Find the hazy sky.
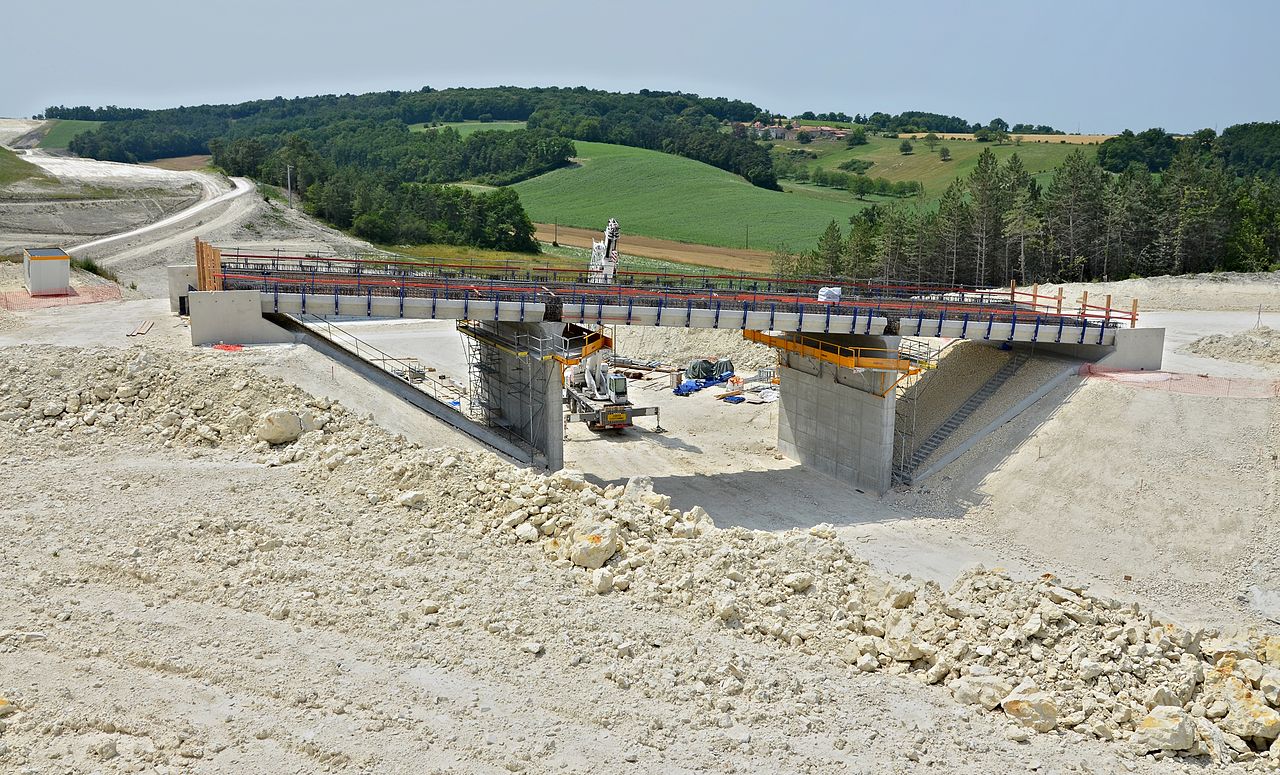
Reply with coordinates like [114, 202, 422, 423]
[7, 0, 1277, 133]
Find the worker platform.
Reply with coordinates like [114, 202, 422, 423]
[172, 239, 1163, 493]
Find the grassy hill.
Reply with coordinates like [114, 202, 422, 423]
[512, 141, 868, 252]
[409, 120, 526, 137]
[773, 134, 1091, 205]
[38, 119, 103, 149]
[0, 146, 52, 187]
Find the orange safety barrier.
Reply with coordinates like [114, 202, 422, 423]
[743, 330, 919, 374]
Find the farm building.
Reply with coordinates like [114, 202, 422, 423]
[23, 248, 71, 296]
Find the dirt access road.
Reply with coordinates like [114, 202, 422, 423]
[534, 223, 775, 274]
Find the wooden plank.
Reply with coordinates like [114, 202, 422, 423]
[138, 320, 154, 335]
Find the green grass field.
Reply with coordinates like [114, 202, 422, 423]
[512, 141, 869, 252]
[772, 135, 1091, 205]
[38, 119, 103, 149]
[389, 241, 713, 275]
[409, 120, 526, 137]
[0, 146, 52, 187]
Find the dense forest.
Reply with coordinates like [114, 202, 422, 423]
[63, 86, 772, 188]
[776, 130, 1280, 285]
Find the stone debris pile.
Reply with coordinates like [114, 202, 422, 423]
[2, 346, 1279, 769]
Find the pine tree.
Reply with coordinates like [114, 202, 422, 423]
[814, 220, 846, 276]
[1043, 150, 1105, 280]
[936, 179, 973, 285]
[968, 149, 1006, 286]
[1002, 187, 1042, 282]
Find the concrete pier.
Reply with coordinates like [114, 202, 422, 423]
[777, 348, 897, 494]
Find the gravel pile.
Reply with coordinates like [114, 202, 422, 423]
[1188, 327, 1280, 366]
[2, 347, 1278, 770]
[611, 326, 776, 371]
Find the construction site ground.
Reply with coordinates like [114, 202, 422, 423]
[2, 140, 1279, 773]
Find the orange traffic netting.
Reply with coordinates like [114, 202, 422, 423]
[1080, 365, 1279, 399]
[0, 285, 123, 311]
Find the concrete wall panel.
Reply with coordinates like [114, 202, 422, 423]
[189, 291, 295, 346]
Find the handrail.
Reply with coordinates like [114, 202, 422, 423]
[743, 330, 919, 374]
[214, 248, 1142, 326]
[298, 314, 464, 403]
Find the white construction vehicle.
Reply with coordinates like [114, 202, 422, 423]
[588, 218, 621, 284]
[564, 219, 659, 431]
[564, 343, 659, 431]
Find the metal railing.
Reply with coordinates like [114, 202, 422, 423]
[297, 314, 464, 405]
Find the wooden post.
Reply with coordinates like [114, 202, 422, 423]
[1104, 294, 1112, 325]
[1010, 279, 1017, 304]
[1131, 298, 1139, 328]
[1056, 287, 1064, 315]
[1080, 290, 1088, 319]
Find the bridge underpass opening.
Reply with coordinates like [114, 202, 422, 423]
[176, 244, 1160, 497]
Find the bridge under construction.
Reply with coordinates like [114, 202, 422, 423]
[172, 239, 1164, 492]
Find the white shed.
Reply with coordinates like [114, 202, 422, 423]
[23, 248, 71, 296]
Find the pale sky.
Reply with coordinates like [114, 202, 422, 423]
[7, 0, 1277, 133]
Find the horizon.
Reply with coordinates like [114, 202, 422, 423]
[7, 0, 1279, 134]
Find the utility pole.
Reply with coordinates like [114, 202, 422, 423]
[286, 164, 294, 209]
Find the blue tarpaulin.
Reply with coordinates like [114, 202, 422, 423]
[673, 372, 734, 396]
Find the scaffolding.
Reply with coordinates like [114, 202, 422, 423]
[457, 320, 563, 465]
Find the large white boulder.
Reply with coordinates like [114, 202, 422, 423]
[950, 675, 1014, 711]
[256, 409, 303, 444]
[569, 522, 618, 569]
[1206, 662, 1280, 740]
[1001, 680, 1058, 733]
[1133, 706, 1196, 752]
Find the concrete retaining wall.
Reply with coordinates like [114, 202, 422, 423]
[189, 291, 295, 346]
[777, 352, 896, 494]
[168, 264, 197, 313]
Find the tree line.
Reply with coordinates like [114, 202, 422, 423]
[62, 86, 774, 187]
[775, 139, 1279, 285]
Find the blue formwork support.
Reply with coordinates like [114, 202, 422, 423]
[334, 286, 340, 316]
[626, 297, 634, 325]
[823, 304, 831, 333]
[769, 303, 776, 330]
[916, 315, 924, 336]
[851, 308, 860, 334]
[1056, 317, 1065, 343]
[462, 290, 468, 320]
[273, 283, 279, 313]
[1032, 316, 1041, 342]
[960, 313, 970, 339]
[936, 310, 946, 338]
[301, 289, 307, 315]
[713, 301, 721, 328]
[597, 299, 604, 325]
[865, 310, 873, 334]
[1078, 318, 1088, 344]
[367, 288, 372, 317]
[797, 305, 804, 331]
[984, 315, 994, 340]
[656, 297, 664, 326]
[519, 296, 526, 322]
[741, 301, 749, 329]
[431, 290, 438, 319]
[1007, 313, 1017, 341]
[1097, 323, 1106, 345]
[493, 299, 500, 321]
[685, 299, 693, 327]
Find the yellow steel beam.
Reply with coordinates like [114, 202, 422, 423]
[743, 329, 918, 374]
